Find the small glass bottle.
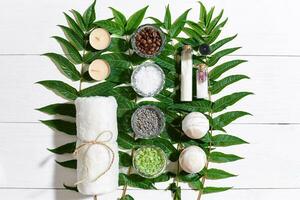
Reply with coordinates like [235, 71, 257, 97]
[180, 45, 193, 102]
[196, 64, 209, 99]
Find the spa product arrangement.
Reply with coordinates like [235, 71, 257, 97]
[38, 1, 251, 200]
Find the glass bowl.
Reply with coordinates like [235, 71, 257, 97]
[131, 24, 166, 58]
[131, 105, 165, 139]
[133, 145, 167, 178]
[131, 62, 165, 97]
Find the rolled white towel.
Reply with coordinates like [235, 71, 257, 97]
[75, 96, 119, 196]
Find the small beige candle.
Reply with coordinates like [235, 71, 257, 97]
[89, 28, 111, 50]
[88, 59, 111, 81]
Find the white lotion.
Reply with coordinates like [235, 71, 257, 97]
[180, 45, 193, 101]
[196, 64, 209, 99]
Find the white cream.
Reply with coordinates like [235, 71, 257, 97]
[179, 146, 207, 173]
[180, 45, 193, 101]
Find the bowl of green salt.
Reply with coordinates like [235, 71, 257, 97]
[133, 146, 167, 178]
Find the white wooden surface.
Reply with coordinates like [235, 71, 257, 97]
[0, 0, 299, 199]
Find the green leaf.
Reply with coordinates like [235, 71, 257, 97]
[203, 186, 232, 194]
[178, 171, 201, 182]
[206, 29, 221, 44]
[43, 53, 81, 81]
[211, 75, 250, 95]
[118, 133, 136, 149]
[125, 6, 149, 34]
[109, 7, 126, 27]
[152, 55, 176, 71]
[212, 134, 248, 147]
[84, 53, 131, 68]
[213, 92, 252, 112]
[205, 168, 236, 180]
[206, 6, 215, 26]
[107, 38, 129, 52]
[169, 9, 191, 38]
[148, 17, 164, 27]
[63, 184, 78, 192]
[63, 12, 85, 39]
[209, 60, 247, 80]
[94, 20, 124, 35]
[58, 25, 84, 50]
[182, 27, 204, 43]
[56, 159, 77, 169]
[210, 35, 237, 54]
[151, 173, 173, 183]
[190, 180, 203, 190]
[199, 2, 207, 26]
[208, 47, 241, 67]
[36, 80, 78, 100]
[168, 183, 181, 200]
[41, 119, 76, 135]
[120, 195, 134, 200]
[79, 81, 116, 97]
[207, 10, 224, 33]
[48, 142, 76, 154]
[170, 99, 211, 113]
[186, 20, 206, 35]
[37, 103, 76, 117]
[119, 173, 156, 189]
[136, 137, 180, 161]
[83, 0, 96, 28]
[119, 151, 132, 167]
[70, 10, 87, 31]
[213, 111, 251, 130]
[164, 5, 172, 30]
[52, 37, 82, 64]
[209, 151, 243, 163]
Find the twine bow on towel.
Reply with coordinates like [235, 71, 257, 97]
[73, 130, 115, 185]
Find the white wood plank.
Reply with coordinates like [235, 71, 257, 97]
[0, 0, 299, 55]
[0, 123, 299, 189]
[0, 56, 299, 123]
[0, 188, 299, 200]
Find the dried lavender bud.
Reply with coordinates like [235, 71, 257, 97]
[131, 106, 165, 138]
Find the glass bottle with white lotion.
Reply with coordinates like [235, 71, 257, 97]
[180, 45, 193, 102]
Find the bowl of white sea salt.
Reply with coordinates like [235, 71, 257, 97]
[131, 62, 165, 97]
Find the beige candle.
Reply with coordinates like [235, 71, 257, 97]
[88, 59, 111, 81]
[89, 28, 111, 50]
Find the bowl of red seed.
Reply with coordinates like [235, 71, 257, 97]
[131, 24, 166, 58]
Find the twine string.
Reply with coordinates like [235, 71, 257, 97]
[74, 130, 115, 185]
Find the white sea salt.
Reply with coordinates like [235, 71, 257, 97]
[132, 63, 165, 97]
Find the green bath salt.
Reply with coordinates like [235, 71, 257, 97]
[133, 146, 167, 178]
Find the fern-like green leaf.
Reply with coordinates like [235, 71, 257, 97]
[209, 60, 247, 80]
[48, 142, 76, 154]
[213, 92, 252, 112]
[40, 119, 76, 135]
[209, 151, 243, 163]
[36, 80, 78, 100]
[212, 111, 251, 130]
[37, 103, 76, 117]
[125, 6, 149, 34]
[210, 75, 250, 95]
